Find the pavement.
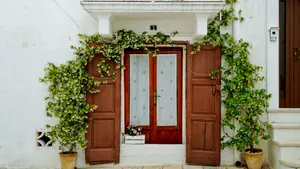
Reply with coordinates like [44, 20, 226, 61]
[78, 165, 249, 169]
[79, 164, 272, 169]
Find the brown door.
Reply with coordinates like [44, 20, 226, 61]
[86, 54, 121, 164]
[186, 45, 221, 166]
[124, 48, 182, 144]
[281, 0, 300, 107]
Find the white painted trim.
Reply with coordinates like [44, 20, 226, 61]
[97, 13, 112, 37]
[273, 140, 300, 147]
[270, 123, 300, 129]
[195, 14, 209, 37]
[268, 108, 300, 113]
[279, 159, 300, 168]
[266, 0, 279, 109]
[83, 0, 224, 1]
[182, 45, 186, 145]
[81, 1, 224, 13]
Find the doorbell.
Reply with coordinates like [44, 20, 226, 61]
[269, 27, 279, 42]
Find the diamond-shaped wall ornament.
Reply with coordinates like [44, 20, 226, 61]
[36, 130, 52, 147]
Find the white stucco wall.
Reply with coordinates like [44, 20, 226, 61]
[0, 0, 277, 168]
[238, 0, 269, 164]
[0, 0, 97, 168]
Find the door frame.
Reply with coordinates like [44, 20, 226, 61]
[279, 0, 289, 108]
[123, 47, 183, 144]
[279, 0, 286, 107]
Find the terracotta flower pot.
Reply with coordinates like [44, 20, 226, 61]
[244, 148, 263, 169]
[59, 152, 78, 169]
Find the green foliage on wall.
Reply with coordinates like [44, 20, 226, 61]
[40, 0, 271, 154]
[40, 30, 177, 153]
[193, 0, 272, 152]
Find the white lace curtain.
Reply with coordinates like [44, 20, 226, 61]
[130, 54, 150, 125]
[156, 54, 177, 126]
[129, 54, 177, 126]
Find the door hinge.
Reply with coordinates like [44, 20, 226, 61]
[213, 85, 221, 95]
[216, 85, 221, 94]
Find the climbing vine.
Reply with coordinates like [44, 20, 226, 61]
[193, 0, 272, 153]
[40, 30, 178, 153]
[40, 0, 271, 154]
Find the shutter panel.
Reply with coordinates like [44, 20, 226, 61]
[186, 45, 221, 166]
[86, 53, 121, 164]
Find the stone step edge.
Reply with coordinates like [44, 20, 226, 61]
[268, 108, 300, 113]
[273, 140, 300, 147]
[270, 122, 300, 129]
[279, 159, 300, 168]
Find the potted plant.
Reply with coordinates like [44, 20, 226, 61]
[40, 61, 99, 169]
[221, 78, 272, 169]
[220, 42, 272, 169]
[124, 124, 145, 144]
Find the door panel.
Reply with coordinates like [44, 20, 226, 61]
[124, 48, 182, 144]
[186, 45, 221, 166]
[91, 119, 115, 148]
[125, 52, 152, 144]
[129, 54, 150, 125]
[155, 51, 182, 144]
[156, 54, 178, 126]
[86, 53, 120, 164]
[192, 86, 214, 114]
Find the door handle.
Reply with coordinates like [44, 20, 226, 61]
[153, 90, 161, 105]
[294, 48, 300, 60]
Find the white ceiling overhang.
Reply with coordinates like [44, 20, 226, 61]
[81, 1, 225, 13]
[81, 0, 225, 38]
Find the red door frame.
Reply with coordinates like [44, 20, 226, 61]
[124, 47, 183, 144]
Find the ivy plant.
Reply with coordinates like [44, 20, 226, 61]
[192, 0, 272, 153]
[40, 0, 271, 155]
[40, 61, 99, 153]
[40, 30, 177, 153]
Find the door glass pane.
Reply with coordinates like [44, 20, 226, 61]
[130, 54, 150, 125]
[157, 54, 177, 126]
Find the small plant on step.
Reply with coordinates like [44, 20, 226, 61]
[127, 124, 142, 136]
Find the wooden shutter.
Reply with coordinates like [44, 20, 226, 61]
[86, 53, 121, 164]
[186, 45, 221, 166]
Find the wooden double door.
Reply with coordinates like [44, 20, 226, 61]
[124, 48, 183, 144]
[85, 45, 221, 166]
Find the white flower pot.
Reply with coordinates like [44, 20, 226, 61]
[124, 134, 145, 145]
